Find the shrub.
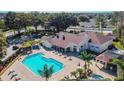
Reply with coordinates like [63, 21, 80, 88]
[114, 76, 123, 81]
[0, 60, 4, 71]
[103, 78, 112, 81]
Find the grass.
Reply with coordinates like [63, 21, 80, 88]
[21, 40, 41, 48]
[21, 40, 33, 48]
[112, 41, 124, 50]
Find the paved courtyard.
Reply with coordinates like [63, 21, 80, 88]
[1, 48, 115, 81]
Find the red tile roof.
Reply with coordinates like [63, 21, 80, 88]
[50, 32, 88, 48]
[96, 53, 111, 63]
[83, 32, 112, 45]
[42, 32, 113, 48]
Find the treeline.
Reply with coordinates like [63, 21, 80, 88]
[0, 12, 106, 32]
[0, 12, 86, 33]
[0, 11, 118, 34]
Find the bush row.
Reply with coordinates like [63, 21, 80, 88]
[0, 49, 21, 72]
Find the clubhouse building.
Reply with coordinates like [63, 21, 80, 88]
[42, 32, 113, 53]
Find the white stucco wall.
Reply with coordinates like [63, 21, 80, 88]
[66, 35, 89, 52]
[66, 28, 81, 32]
[42, 40, 52, 48]
[42, 34, 112, 53]
[66, 43, 79, 52]
[78, 37, 89, 51]
[89, 39, 113, 53]
[99, 40, 113, 52]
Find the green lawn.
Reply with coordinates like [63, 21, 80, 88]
[112, 41, 124, 50]
[21, 40, 41, 48]
[21, 40, 33, 48]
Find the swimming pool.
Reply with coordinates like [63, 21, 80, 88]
[22, 53, 63, 76]
[91, 73, 104, 80]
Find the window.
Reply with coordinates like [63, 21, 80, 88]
[91, 45, 94, 48]
[81, 46, 83, 48]
[97, 60, 99, 62]
[100, 61, 103, 63]
[74, 46, 77, 48]
[95, 47, 98, 49]
[89, 39, 92, 43]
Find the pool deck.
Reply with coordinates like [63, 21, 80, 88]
[1, 48, 115, 81]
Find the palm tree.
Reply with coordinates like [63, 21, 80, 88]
[120, 38, 124, 47]
[32, 17, 44, 32]
[71, 71, 78, 79]
[0, 19, 5, 29]
[71, 68, 84, 80]
[76, 68, 83, 79]
[38, 64, 53, 81]
[110, 58, 124, 80]
[80, 51, 93, 78]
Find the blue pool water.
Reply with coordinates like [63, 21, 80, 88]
[22, 53, 63, 76]
[91, 73, 103, 80]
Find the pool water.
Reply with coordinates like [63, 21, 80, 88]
[91, 73, 104, 80]
[22, 53, 63, 76]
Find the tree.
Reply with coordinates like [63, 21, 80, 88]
[120, 38, 124, 47]
[4, 12, 16, 29]
[79, 15, 90, 22]
[110, 12, 119, 26]
[110, 16, 118, 26]
[4, 12, 17, 34]
[76, 68, 84, 79]
[18, 13, 33, 32]
[32, 16, 44, 32]
[96, 13, 107, 28]
[4, 12, 32, 35]
[71, 71, 78, 79]
[38, 64, 53, 81]
[80, 51, 93, 78]
[0, 32, 7, 58]
[70, 68, 84, 80]
[50, 13, 78, 31]
[14, 14, 23, 35]
[0, 19, 5, 29]
[110, 58, 124, 80]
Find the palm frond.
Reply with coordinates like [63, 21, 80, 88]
[38, 64, 53, 80]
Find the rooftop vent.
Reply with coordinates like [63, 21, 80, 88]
[63, 35, 65, 40]
[56, 35, 59, 39]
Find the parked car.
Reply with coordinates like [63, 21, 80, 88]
[12, 46, 19, 50]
